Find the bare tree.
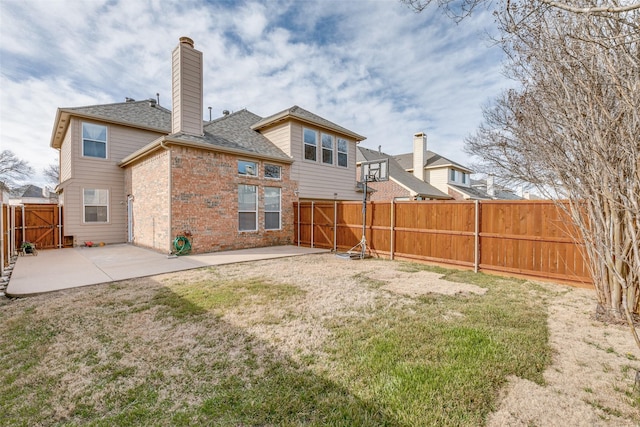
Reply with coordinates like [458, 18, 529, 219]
[0, 150, 34, 192]
[400, 0, 640, 19]
[43, 162, 60, 187]
[465, 3, 640, 346]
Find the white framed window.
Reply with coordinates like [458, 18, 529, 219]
[264, 187, 281, 230]
[462, 173, 468, 184]
[337, 138, 348, 167]
[264, 164, 281, 180]
[238, 184, 257, 231]
[82, 122, 107, 159]
[449, 169, 457, 182]
[321, 133, 334, 165]
[238, 160, 257, 176]
[83, 188, 109, 223]
[303, 128, 317, 161]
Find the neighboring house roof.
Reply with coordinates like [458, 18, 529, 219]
[357, 147, 450, 199]
[50, 99, 171, 149]
[470, 179, 523, 200]
[21, 185, 44, 198]
[395, 151, 473, 173]
[252, 105, 366, 142]
[448, 184, 492, 200]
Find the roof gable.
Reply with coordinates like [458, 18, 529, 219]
[395, 151, 473, 173]
[252, 105, 366, 142]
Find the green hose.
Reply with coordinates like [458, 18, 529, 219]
[173, 235, 192, 255]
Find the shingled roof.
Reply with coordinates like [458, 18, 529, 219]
[394, 151, 473, 172]
[357, 147, 450, 199]
[51, 99, 171, 149]
[252, 105, 366, 142]
[168, 109, 291, 161]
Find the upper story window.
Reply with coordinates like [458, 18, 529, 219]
[462, 173, 468, 184]
[238, 160, 257, 176]
[83, 188, 108, 223]
[303, 128, 317, 161]
[321, 133, 334, 165]
[264, 164, 281, 180]
[337, 138, 348, 167]
[82, 123, 107, 159]
[449, 169, 457, 182]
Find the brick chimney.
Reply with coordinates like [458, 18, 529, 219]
[171, 37, 203, 136]
[412, 132, 427, 181]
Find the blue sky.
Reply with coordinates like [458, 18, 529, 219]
[0, 0, 508, 187]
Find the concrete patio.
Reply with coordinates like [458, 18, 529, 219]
[6, 244, 328, 297]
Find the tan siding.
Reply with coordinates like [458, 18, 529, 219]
[172, 42, 203, 136]
[261, 122, 292, 156]
[428, 168, 449, 194]
[62, 118, 165, 246]
[60, 130, 72, 182]
[290, 122, 360, 201]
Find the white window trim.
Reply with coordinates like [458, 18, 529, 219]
[264, 164, 282, 180]
[321, 133, 334, 165]
[303, 127, 318, 162]
[264, 187, 282, 231]
[337, 138, 348, 168]
[238, 160, 258, 177]
[81, 122, 108, 159]
[238, 184, 258, 232]
[82, 188, 109, 223]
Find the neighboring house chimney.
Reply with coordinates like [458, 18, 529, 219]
[172, 37, 203, 136]
[487, 176, 495, 197]
[413, 132, 427, 181]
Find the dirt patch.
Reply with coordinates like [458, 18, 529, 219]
[371, 269, 488, 297]
[487, 284, 640, 426]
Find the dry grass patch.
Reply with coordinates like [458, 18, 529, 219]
[0, 253, 638, 426]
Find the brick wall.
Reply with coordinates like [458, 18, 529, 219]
[170, 146, 295, 253]
[125, 149, 171, 252]
[356, 165, 410, 201]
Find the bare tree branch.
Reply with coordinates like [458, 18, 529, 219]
[0, 149, 34, 192]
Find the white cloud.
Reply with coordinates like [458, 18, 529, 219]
[0, 0, 510, 187]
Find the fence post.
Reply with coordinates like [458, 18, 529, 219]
[390, 199, 395, 260]
[333, 200, 337, 252]
[311, 201, 315, 248]
[296, 202, 300, 247]
[474, 200, 480, 273]
[58, 204, 63, 248]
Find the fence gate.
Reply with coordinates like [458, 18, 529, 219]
[312, 202, 336, 250]
[14, 204, 63, 250]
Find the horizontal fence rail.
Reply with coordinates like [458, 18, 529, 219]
[294, 200, 592, 286]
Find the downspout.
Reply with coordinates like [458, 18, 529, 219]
[333, 200, 337, 252]
[21, 205, 25, 247]
[58, 204, 63, 248]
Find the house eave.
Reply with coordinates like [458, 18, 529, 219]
[252, 113, 366, 142]
[50, 108, 169, 150]
[119, 136, 294, 168]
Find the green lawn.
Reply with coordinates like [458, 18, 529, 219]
[0, 257, 551, 426]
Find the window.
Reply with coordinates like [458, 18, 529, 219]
[83, 189, 108, 223]
[238, 160, 257, 176]
[264, 164, 281, 180]
[82, 123, 107, 159]
[337, 138, 348, 167]
[321, 133, 334, 165]
[462, 173, 468, 184]
[450, 169, 457, 182]
[303, 128, 317, 161]
[238, 185, 257, 231]
[264, 187, 281, 230]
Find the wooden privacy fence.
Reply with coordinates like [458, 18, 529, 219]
[294, 200, 592, 286]
[2, 204, 64, 268]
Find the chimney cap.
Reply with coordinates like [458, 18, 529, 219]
[414, 132, 426, 138]
[179, 36, 194, 48]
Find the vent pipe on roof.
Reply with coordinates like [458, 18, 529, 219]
[223, 110, 230, 116]
[148, 98, 157, 107]
[208, 106, 212, 121]
[378, 145, 381, 154]
[156, 93, 160, 106]
[125, 97, 135, 102]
